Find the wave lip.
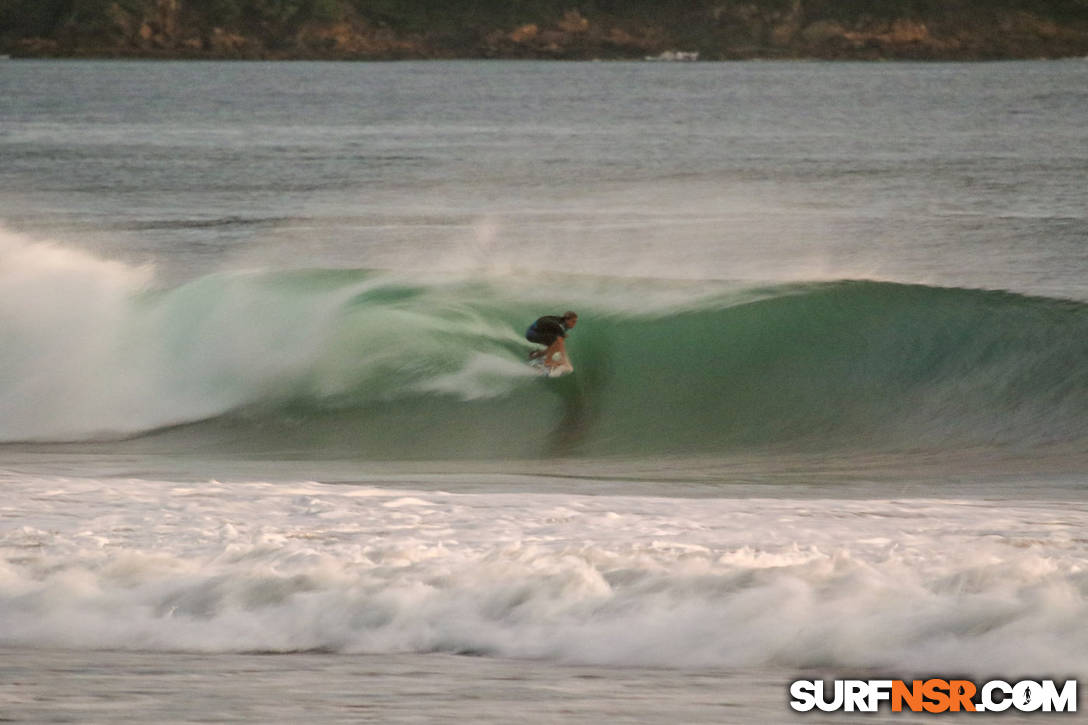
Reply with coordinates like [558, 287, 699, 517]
[2, 231, 1087, 456]
[128, 278, 1088, 458]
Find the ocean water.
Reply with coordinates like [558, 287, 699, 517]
[1, 59, 1087, 722]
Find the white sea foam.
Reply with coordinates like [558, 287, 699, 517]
[0, 230, 538, 440]
[0, 229, 153, 437]
[0, 229, 766, 444]
[414, 352, 538, 399]
[1, 472, 1085, 676]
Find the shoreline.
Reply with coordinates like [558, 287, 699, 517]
[5, 5, 1088, 64]
[5, 50, 1088, 62]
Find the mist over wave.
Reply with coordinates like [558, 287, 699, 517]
[2, 231, 1087, 457]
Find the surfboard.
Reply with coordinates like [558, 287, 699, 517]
[530, 352, 574, 378]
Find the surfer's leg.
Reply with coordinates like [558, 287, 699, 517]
[542, 337, 565, 364]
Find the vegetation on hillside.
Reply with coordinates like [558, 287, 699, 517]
[3, 0, 1088, 59]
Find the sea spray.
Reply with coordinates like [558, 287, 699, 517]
[2, 234, 1087, 456]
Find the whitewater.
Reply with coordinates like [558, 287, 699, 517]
[4, 230, 1086, 456]
[1, 60, 1087, 722]
[4, 473, 1087, 672]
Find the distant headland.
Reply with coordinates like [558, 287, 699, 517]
[3, 0, 1088, 60]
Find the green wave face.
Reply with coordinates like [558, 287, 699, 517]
[124, 274, 1088, 459]
[574, 281, 1088, 455]
[3, 259, 1086, 457]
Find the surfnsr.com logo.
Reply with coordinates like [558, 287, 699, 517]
[789, 679, 1078, 713]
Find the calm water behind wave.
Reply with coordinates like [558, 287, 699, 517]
[2, 60, 1086, 295]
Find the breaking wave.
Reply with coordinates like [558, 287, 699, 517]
[2, 233, 1087, 457]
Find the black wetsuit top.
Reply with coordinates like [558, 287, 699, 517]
[526, 316, 568, 346]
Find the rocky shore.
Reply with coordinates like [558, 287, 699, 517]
[4, 0, 1088, 60]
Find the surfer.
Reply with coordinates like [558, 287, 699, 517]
[526, 311, 577, 366]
